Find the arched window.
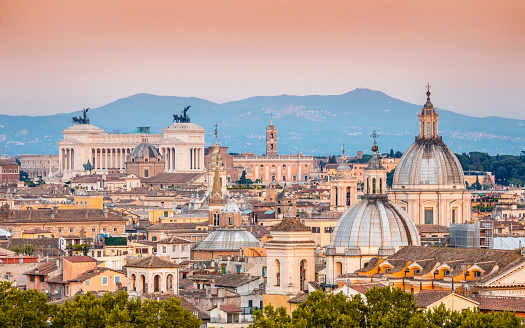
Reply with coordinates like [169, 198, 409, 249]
[372, 178, 376, 194]
[270, 133, 273, 138]
[274, 259, 281, 286]
[300, 260, 308, 292]
[131, 274, 136, 291]
[433, 122, 436, 137]
[366, 178, 370, 193]
[379, 178, 383, 193]
[427, 122, 430, 138]
[154, 275, 160, 292]
[346, 187, 351, 206]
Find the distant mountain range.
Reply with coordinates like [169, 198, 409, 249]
[1, 89, 524, 157]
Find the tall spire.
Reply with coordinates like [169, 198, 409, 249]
[211, 123, 222, 197]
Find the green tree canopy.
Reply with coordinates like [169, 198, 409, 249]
[52, 291, 201, 328]
[0, 282, 56, 328]
[250, 287, 523, 328]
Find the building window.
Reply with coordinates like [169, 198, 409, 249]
[474, 271, 481, 277]
[172, 245, 178, 252]
[152, 236, 157, 241]
[115, 276, 121, 283]
[444, 270, 451, 276]
[144, 169, 149, 178]
[102, 276, 108, 285]
[311, 227, 320, 233]
[92, 228, 96, 233]
[30, 276, 35, 282]
[181, 245, 187, 252]
[85, 280, 90, 286]
[162, 246, 167, 254]
[262, 267, 267, 277]
[424, 208, 434, 225]
[324, 227, 333, 233]
[69, 228, 74, 233]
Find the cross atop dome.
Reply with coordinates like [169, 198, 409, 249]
[424, 82, 434, 110]
[370, 130, 379, 153]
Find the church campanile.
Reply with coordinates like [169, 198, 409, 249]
[266, 119, 277, 156]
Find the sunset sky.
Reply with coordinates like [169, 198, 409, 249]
[1, 0, 524, 118]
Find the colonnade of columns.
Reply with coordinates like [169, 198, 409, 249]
[60, 145, 205, 174]
[61, 148, 75, 172]
[189, 147, 202, 170]
[90, 148, 133, 170]
[160, 147, 176, 172]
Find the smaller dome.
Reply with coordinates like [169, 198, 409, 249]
[336, 160, 351, 171]
[222, 199, 241, 213]
[330, 194, 420, 248]
[194, 228, 261, 250]
[130, 138, 161, 160]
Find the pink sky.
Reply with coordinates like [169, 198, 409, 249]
[1, 0, 524, 118]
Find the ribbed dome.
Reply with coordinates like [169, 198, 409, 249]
[393, 138, 464, 187]
[193, 228, 261, 250]
[130, 142, 161, 160]
[221, 199, 241, 213]
[330, 195, 420, 248]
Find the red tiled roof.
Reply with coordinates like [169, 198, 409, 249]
[271, 217, 310, 232]
[414, 290, 454, 308]
[64, 256, 97, 263]
[126, 256, 179, 268]
[417, 224, 450, 233]
[157, 235, 191, 244]
[219, 304, 242, 313]
[472, 296, 525, 313]
[24, 261, 58, 276]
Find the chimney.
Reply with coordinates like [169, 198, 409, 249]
[103, 207, 109, 218]
[84, 209, 89, 218]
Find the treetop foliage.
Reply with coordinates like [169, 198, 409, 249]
[250, 287, 522, 328]
[0, 282, 201, 328]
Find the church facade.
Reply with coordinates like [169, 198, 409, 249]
[57, 122, 206, 180]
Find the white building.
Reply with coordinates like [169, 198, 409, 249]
[58, 122, 205, 180]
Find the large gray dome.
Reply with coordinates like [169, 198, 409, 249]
[130, 142, 161, 160]
[330, 195, 420, 248]
[193, 228, 261, 251]
[393, 138, 464, 187]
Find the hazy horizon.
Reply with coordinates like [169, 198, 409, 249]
[1, 0, 524, 119]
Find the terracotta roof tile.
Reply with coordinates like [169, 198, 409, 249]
[288, 292, 308, 303]
[414, 290, 454, 308]
[214, 274, 260, 288]
[126, 256, 179, 268]
[157, 235, 191, 244]
[271, 217, 310, 232]
[219, 304, 242, 313]
[65, 256, 97, 263]
[417, 225, 450, 233]
[472, 296, 525, 313]
[24, 261, 58, 276]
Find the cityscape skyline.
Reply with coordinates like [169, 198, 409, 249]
[1, 0, 524, 119]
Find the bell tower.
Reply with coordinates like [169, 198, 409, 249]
[418, 83, 439, 140]
[266, 118, 277, 157]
